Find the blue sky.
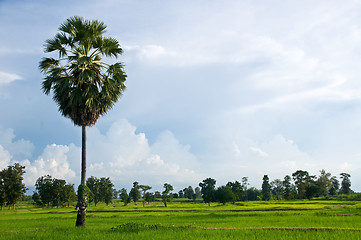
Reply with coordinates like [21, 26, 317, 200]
[1, 0, 361, 192]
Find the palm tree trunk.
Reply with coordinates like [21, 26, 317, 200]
[81, 125, 87, 185]
[76, 125, 87, 227]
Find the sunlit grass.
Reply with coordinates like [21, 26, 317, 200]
[1, 200, 361, 239]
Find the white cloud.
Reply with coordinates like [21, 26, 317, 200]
[0, 126, 34, 160]
[250, 147, 268, 158]
[0, 71, 21, 86]
[83, 120, 201, 189]
[21, 144, 76, 186]
[0, 145, 11, 170]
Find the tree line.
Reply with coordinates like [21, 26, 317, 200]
[0, 163, 356, 210]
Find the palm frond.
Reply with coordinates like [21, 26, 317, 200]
[40, 16, 127, 127]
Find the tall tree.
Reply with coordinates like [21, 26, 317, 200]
[261, 175, 271, 201]
[35, 175, 53, 207]
[270, 179, 283, 200]
[292, 170, 309, 199]
[139, 185, 152, 207]
[241, 177, 249, 201]
[316, 169, 332, 196]
[129, 181, 141, 205]
[226, 181, 243, 201]
[99, 177, 114, 205]
[329, 176, 339, 195]
[52, 178, 67, 207]
[282, 175, 293, 200]
[340, 173, 352, 194]
[199, 178, 216, 206]
[86, 176, 100, 206]
[39, 16, 126, 227]
[2, 163, 27, 210]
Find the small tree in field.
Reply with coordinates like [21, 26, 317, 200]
[139, 185, 152, 207]
[119, 188, 130, 206]
[162, 183, 173, 207]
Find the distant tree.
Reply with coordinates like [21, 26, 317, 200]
[35, 175, 53, 207]
[305, 175, 318, 199]
[34, 175, 75, 207]
[154, 191, 161, 199]
[144, 192, 155, 204]
[63, 184, 77, 207]
[270, 179, 283, 200]
[0, 171, 5, 211]
[329, 176, 339, 195]
[194, 187, 202, 199]
[139, 185, 152, 207]
[129, 181, 141, 205]
[316, 169, 332, 196]
[247, 187, 261, 201]
[32, 192, 42, 206]
[261, 175, 271, 201]
[215, 186, 236, 205]
[178, 190, 184, 198]
[226, 181, 243, 201]
[86, 176, 100, 206]
[2, 163, 27, 210]
[162, 183, 174, 207]
[199, 178, 216, 206]
[241, 177, 249, 201]
[340, 173, 352, 194]
[282, 175, 293, 200]
[292, 170, 309, 199]
[119, 188, 130, 206]
[183, 186, 194, 199]
[99, 177, 114, 205]
[52, 178, 67, 207]
[113, 188, 120, 199]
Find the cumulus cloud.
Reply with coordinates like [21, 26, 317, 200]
[0, 145, 11, 170]
[21, 144, 77, 186]
[0, 126, 34, 161]
[84, 120, 201, 189]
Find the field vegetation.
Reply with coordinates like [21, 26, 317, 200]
[1, 199, 361, 239]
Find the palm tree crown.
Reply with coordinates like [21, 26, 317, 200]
[39, 16, 126, 126]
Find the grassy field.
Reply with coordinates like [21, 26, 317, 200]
[1, 200, 361, 239]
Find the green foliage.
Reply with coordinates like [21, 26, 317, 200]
[215, 186, 236, 204]
[199, 178, 216, 205]
[77, 184, 91, 203]
[129, 181, 141, 205]
[119, 188, 130, 206]
[0, 163, 27, 210]
[162, 183, 174, 207]
[340, 173, 352, 194]
[1, 200, 361, 239]
[34, 175, 76, 207]
[261, 175, 271, 201]
[39, 16, 127, 127]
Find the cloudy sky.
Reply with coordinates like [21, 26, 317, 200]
[1, 0, 361, 192]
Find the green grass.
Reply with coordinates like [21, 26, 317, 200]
[1, 200, 361, 239]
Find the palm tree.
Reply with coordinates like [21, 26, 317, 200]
[39, 16, 126, 226]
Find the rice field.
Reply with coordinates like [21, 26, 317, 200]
[1, 200, 361, 239]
